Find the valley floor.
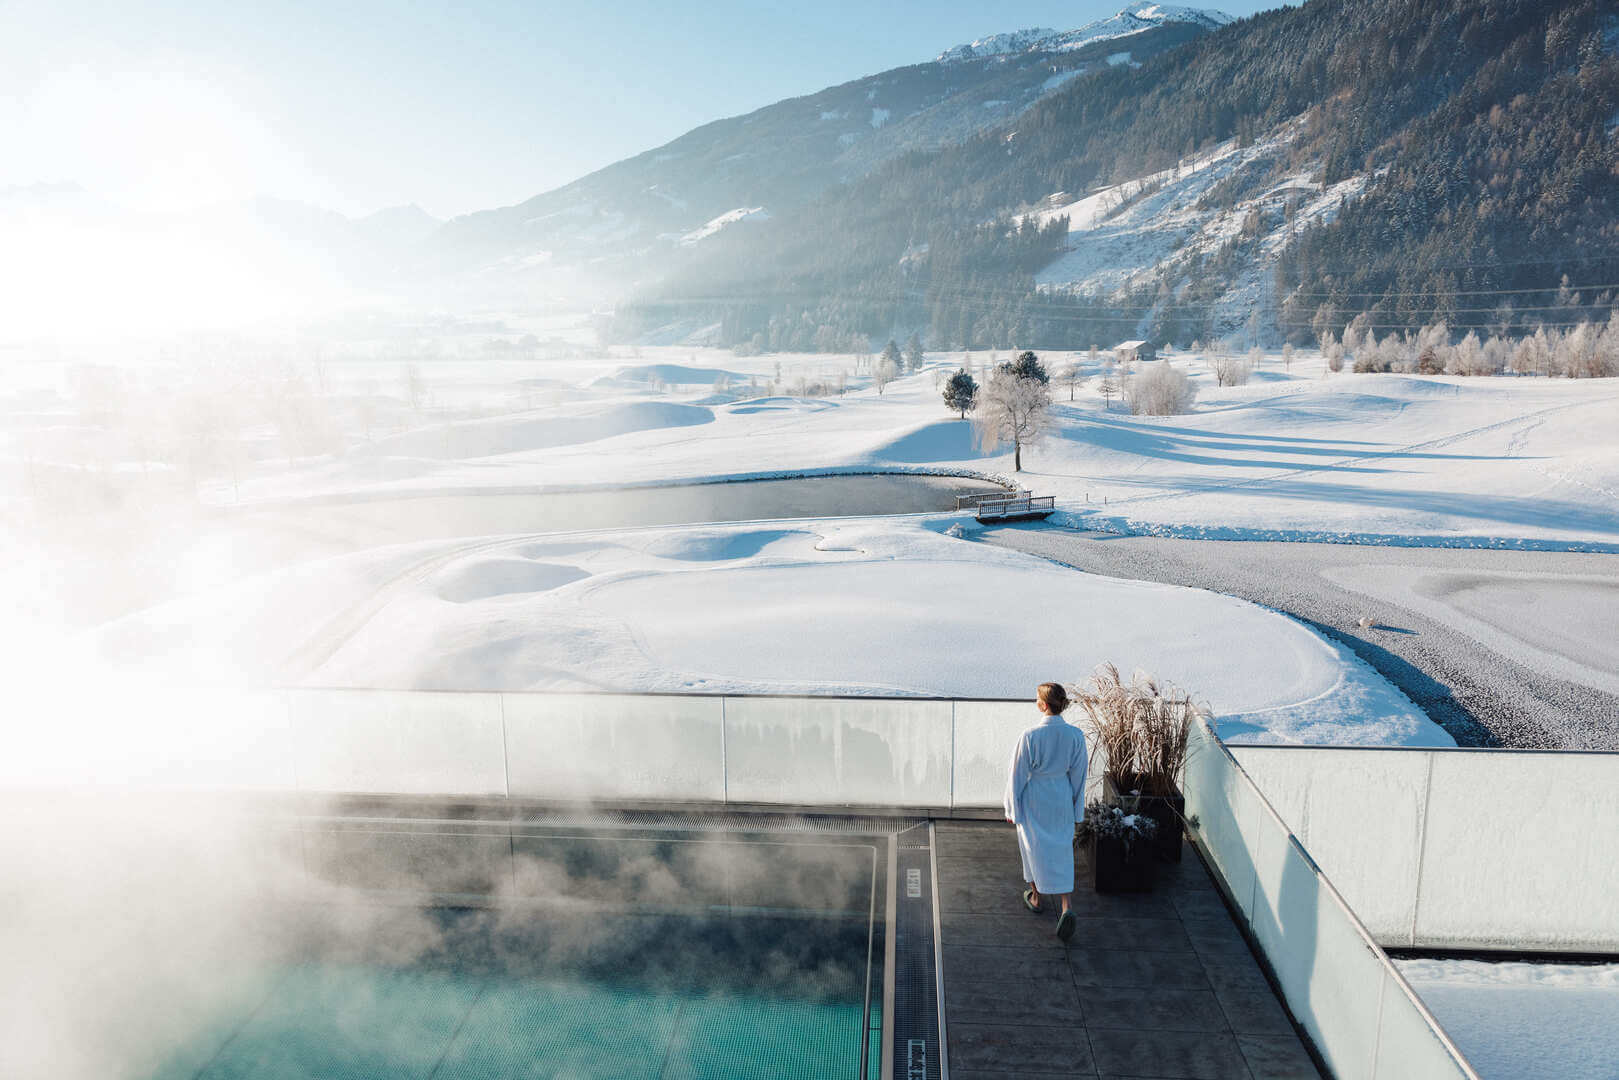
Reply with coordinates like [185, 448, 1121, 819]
[15, 344, 1619, 750]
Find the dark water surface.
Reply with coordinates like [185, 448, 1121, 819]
[259, 473, 1007, 543]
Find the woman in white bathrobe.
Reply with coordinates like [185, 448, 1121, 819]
[1003, 682, 1089, 942]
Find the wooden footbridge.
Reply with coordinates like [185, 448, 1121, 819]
[956, 489, 1057, 522]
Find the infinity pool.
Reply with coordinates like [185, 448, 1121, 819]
[150, 829, 886, 1080]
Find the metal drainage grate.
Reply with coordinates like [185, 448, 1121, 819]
[890, 841, 942, 1080]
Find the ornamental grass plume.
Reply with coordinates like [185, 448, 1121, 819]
[1074, 663, 1209, 796]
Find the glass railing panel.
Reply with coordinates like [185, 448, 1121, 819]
[721, 697, 952, 807]
[502, 692, 724, 803]
[288, 688, 507, 796]
[1247, 822, 1386, 1080]
[1184, 722, 1260, 922]
[949, 701, 1110, 810]
[1371, 967, 1476, 1080]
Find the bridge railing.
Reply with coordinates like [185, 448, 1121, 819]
[975, 494, 1055, 521]
[954, 489, 1028, 511]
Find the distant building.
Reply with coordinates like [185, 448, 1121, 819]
[1114, 340, 1157, 364]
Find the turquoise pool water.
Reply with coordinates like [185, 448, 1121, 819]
[157, 965, 865, 1079]
[150, 832, 883, 1080]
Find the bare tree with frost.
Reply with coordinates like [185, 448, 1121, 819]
[873, 353, 899, 395]
[1211, 353, 1251, 387]
[973, 366, 1051, 472]
[1128, 361, 1196, 416]
[1062, 362, 1087, 400]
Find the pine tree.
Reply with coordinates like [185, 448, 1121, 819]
[903, 332, 925, 373]
[943, 369, 979, 418]
[999, 350, 1049, 384]
[881, 339, 902, 375]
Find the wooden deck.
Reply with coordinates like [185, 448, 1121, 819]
[933, 820, 1322, 1079]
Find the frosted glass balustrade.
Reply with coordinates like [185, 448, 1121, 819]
[288, 688, 507, 796]
[720, 696, 953, 807]
[1416, 750, 1619, 951]
[502, 692, 724, 803]
[949, 700, 1108, 809]
[1372, 968, 1477, 1080]
[1186, 720, 1476, 1080]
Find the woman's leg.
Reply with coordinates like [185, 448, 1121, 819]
[1058, 892, 1071, 914]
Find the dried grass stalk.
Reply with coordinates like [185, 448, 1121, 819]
[1073, 663, 1209, 796]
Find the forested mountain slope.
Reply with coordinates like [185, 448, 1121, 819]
[614, 0, 1619, 352]
[424, 9, 1221, 297]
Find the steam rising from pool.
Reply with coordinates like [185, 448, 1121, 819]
[0, 793, 882, 1079]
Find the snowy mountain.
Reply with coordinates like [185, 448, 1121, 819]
[423, 7, 1224, 300]
[935, 28, 1063, 64]
[621, 0, 1619, 354]
[937, 4, 1232, 63]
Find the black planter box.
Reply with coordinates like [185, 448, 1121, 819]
[1103, 772, 1186, 863]
[1090, 832, 1158, 893]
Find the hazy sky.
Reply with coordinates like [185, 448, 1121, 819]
[7, 0, 1281, 220]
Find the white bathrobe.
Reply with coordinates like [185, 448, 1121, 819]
[1003, 713, 1089, 894]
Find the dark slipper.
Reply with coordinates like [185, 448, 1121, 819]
[1022, 888, 1043, 913]
[1056, 910, 1076, 942]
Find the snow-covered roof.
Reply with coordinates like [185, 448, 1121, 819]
[1115, 340, 1150, 350]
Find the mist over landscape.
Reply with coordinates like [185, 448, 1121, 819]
[5, 2, 1619, 1078]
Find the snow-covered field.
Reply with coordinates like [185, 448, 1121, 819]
[90, 515, 1445, 745]
[214, 346, 1619, 551]
[1398, 959, 1619, 1080]
[12, 340, 1616, 747]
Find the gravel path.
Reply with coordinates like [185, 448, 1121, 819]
[981, 523, 1619, 749]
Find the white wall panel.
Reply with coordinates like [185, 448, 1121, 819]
[1415, 751, 1619, 950]
[1235, 747, 1430, 946]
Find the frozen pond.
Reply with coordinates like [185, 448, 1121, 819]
[238, 473, 1008, 547]
[49, 473, 1009, 629]
[1412, 572, 1619, 686]
[123, 472, 1010, 625]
